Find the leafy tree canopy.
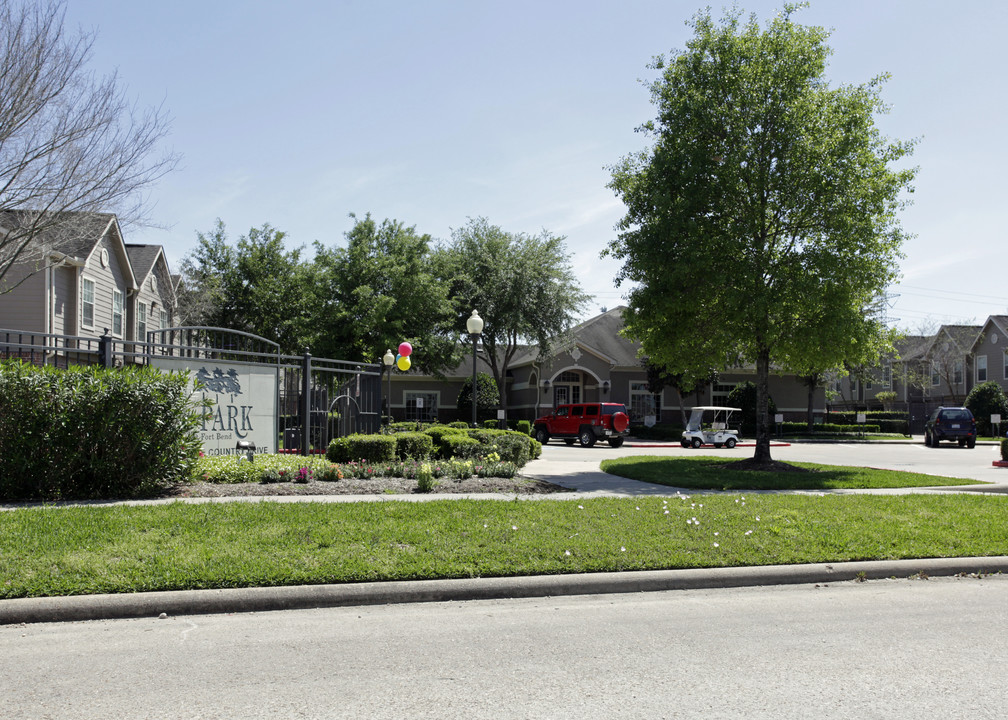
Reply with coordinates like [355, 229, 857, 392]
[437, 217, 589, 420]
[310, 213, 457, 371]
[606, 4, 916, 462]
[177, 219, 313, 354]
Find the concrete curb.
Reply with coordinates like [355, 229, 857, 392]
[4, 556, 1007, 626]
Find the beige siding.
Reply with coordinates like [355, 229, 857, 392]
[81, 233, 130, 339]
[974, 321, 1008, 393]
[0, 259, 46, 333]
[52, 265, 76, 335]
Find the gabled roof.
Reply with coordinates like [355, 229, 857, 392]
[972, 315, 1008, 350]
[924, 324, 982, 357]
[893, 334, 930, 362]
[0, 210, 118, 261]
[511, 306, 640, 368]
[125, 244, 162, 284]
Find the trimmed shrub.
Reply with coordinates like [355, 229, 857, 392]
[394, 431, 433, 460]
[0, 360, 202, 501]
[447, 421, 470, 429]
[441, 434, 482, 459]
[326, 433, 396, 463]
[516, 420, 532, 436]
[425, 425, 467, 459]
[965, 381, 1008, 436]
[490, 433, 531, 466]
[780, 422, 881, 434]
[483, 419, 499, 429]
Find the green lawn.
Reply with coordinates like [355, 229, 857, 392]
[3, 492, 1008, 599]
[600, 456, 981, 491]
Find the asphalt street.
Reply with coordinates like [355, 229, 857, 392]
[3, 575, 1007, 719]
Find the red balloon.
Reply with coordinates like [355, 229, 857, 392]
[398, 342, 413, 357]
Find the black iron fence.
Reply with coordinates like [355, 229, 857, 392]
[0, 327, 382, 454]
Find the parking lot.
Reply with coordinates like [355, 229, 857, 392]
[527, 437, 1008, 495]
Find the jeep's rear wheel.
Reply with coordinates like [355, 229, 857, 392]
[579, 428, 597, 447]
[533, 426, 550, 445]
[607, 437, 624, 448]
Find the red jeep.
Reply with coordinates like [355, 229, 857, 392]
[533, 402, 630, 448]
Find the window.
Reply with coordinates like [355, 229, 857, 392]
[629, 381, 658, 423]
[160, 309, 168, 330]
[1004, 350, 1008, 381]
[977, 355, 987, 382]
[112, 289, 123, 336]
[882, 361, 892, 388]
[82, 279, 95, 328]
[404, 391, 438, 422]
[931, 362, 940, 387]
[953, 360, 963, 386]
[711, 382, 733, 405]
[137, 302, 146, 340]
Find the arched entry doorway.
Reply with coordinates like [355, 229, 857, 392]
[553, 369, 584, 407]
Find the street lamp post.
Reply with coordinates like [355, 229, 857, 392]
[383, 349, 395, 425]
[466, 310, 483, 427]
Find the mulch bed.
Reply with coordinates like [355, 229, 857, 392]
[166, 475, 571, 498]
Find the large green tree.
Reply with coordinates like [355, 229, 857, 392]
[309, 213, 456, 371]
[607, 5, 916, 464]
[438, 217, 588, 423]
[177, 219, 314, 353]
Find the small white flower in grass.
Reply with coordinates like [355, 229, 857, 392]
[714, 532, 719, 536]
[621, 546, 626, 552]
[512, 525, 518, 530]
[636, 506, 640, 510]
[565, 550, 571, 556]
[756, 516, 760, 522]
[578, 505, 584, 509]
[745, 530, 753, 536]
[713, 542, 719, 548]
[664, 510, 670, 515]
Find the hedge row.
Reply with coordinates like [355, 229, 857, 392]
[0, 360, 202, 501]
[780, 422, 882, 434]
[326, 425, 540, 466]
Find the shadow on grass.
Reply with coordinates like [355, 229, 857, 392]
[599, 456, 981, 491]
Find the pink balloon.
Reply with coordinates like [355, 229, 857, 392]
[398, 342, 413, 357]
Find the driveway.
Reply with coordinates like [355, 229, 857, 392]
[524, 438, 1008, 496]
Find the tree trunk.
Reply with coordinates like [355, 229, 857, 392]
[806, 377, 816, 432]
[676, 387, 688, 429]
[754, 348, 772, 463]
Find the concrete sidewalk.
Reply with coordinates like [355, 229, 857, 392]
[4, 556, 1007, 625]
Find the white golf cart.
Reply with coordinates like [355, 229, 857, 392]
[681, 406, 742, 449]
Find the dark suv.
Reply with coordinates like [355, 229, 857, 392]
[533, 402, 630, 448]
[924, 406, 976, 448]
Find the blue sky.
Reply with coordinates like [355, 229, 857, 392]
[66, 1, 1007, 331]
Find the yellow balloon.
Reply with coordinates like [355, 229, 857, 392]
[397, 355, 411, 371]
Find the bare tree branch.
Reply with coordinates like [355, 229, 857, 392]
[0, 0, 179, 291]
